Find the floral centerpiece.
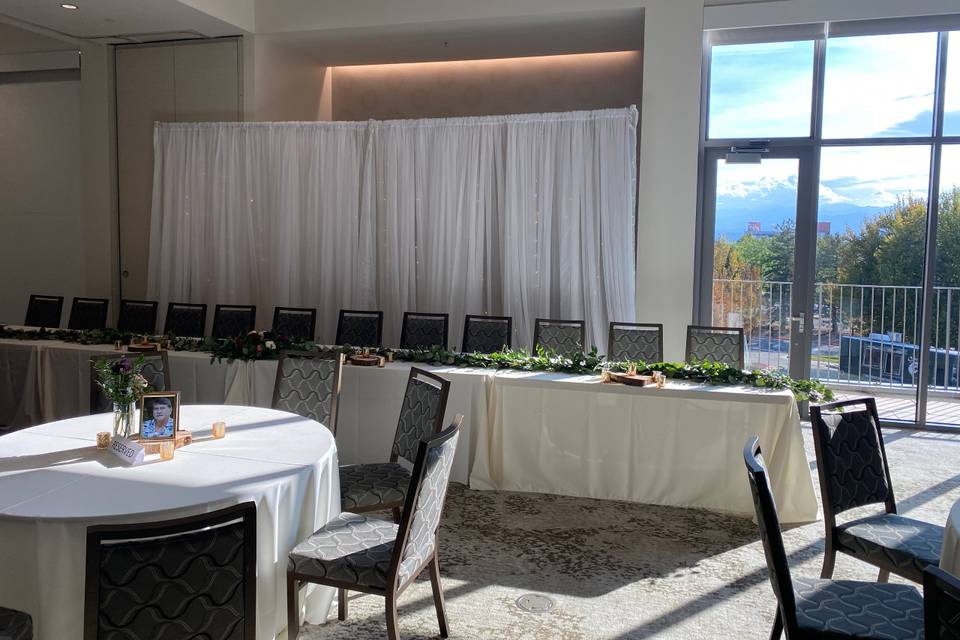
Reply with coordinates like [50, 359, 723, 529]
[93, 355, 150, 438]
[210, 330, 279, 362]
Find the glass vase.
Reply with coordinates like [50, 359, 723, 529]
[112, 402, 135, 439]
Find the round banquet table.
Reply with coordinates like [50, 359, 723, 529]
[0, 405, 340, 640]
[941, 500, 960, 576]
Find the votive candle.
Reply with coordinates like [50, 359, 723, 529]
[377, 356, 385, 368]
[96, 432, 111, 449]
[212, 421, 226, 439]
[159, 440, 175, 460]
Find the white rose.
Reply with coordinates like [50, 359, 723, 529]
[265, 341, 277, 350]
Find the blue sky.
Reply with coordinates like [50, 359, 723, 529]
[709, 31, 960, 241]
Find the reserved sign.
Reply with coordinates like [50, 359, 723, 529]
[109, 436, 145, 466]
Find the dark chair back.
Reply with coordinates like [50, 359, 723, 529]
[116, 299, 158, 335]
[809, 397, 895, 525]
[462, 315, 512, 354]
[84, 502, 256, 640]
[924, 565, 960, 639]
[89, 352, 170, 413]
[532, 318, 585, 355]
[0, 606, 32, 640]
[743, 436, 798, 633]
[273, 351, 344, 434]
[272, 307, 317, 342]
[69, 298, 109, 331]
[608, 322, 663, 362]
[390, 368, 451, 465]
[24, 294, 64, 328]
[390, 418, 462, 591]
[400, 312, 449, 350]
[212, 304, 257, 339]
[335, 309, 383, 347]
[163, 302, 207, 338]
[685, 325, 745, 369]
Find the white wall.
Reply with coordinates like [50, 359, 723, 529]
[246, 34, 329, 121]
[0, 71, 85, 324]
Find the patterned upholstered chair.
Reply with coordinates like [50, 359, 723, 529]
[0, 607, 32, 640]
[89, 352, 170, 414]
[685, 325, 745, 369]
[339, 368, 450, 522]
[532, 318, 585, 355]
[84, 502, 256, 640]
[24, 294, 64, 328]
[335, 309, 384, 347]
[272, 351, 344, 434]
[607, 322, 663, 363]
[68, 298, 109, 331]
[461, 314, 512, 354]
[163, 302, 207, 338]
[272, 307, 317, 342]
[743, 436, 923, 640]
[212, 304, 256, 339]
[400, 312, 449, 350]
[287, 418, 462, 638]
[810, 397, 943, 584]
[924, 565, 960, 638]
[116, 299, 158, 335]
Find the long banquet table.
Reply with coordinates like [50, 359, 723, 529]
[0, 405, 340, 640]
[0, 338, 819, 523]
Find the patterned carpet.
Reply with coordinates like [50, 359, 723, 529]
[298, 425, 960, 640]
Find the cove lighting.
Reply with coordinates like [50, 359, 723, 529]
[61, 3, 78, 9]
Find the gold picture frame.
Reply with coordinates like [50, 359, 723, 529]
[138, 391, 180, 441]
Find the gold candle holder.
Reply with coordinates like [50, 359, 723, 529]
[600, 369, 612, 383]
[627, 363, 638, 377]
[377, 356, 385, 368]
[96, 432, 111, 449]
[212, 421, 226, 439]
[114, 340, 123, 351]
[386, 351, 394, 363]
[159, 440, 175, 460]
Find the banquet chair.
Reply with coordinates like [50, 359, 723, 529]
[607, 322, 664, 363]
[400, 312, 449, 350]
[163, 302, 207, 338]
[335, 309, 384, 347]
[83, 502, 256, 640]
[272, 306, 317, 342]
[810, 397, 943, 584]
[89, 352, 170, 414]
[462, 314, 512, 354]
[743, 436, 923, 640]
[685, 325, 745, 369]
[924, 565, 960, 637]
[288, 417, 462, 638]
[0, 606, 32, 640]
[212, 304, 256, 339]
[339, 367, 450, 521]
[116, 299, 158, 335]
[68, 298, 109, 331]
[532, 318, 585, 355]
[24, 294, 63, 328]
[273, 351, 344, 435]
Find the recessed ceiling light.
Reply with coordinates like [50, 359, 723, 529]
[61, 3, 78, 9]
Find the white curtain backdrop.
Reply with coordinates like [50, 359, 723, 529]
[148, 107, 638, 350]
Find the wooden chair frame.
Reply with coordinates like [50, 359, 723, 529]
[335, 309, 384, 347]
[24, 293, 64, 328]
[400, 312, 450, 350]
[116, 299, 159, 335]
[272, 350, 344, 435]
[461, 314, 512, 353]
[212, 304, 257, 339]
[532, 318, 585, 355]
[272, 306, 318, 342]
[163, 302, 207, 338]
[606, 321, 664, 362]
[84, 501, 257, 640]
[68, 298, 110, 331]
[685, 324, 745, 369]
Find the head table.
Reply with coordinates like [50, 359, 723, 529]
[0, 404, 340, 640]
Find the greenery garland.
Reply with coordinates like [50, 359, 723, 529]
[0, 326, 834, 402]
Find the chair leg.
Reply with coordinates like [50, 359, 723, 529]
[392, 507, 402, 524]
[429, 558, 450, 638]
[820, 544, 836, 579]
[286, 574, 300, 640]
[386, 591, 400, 640]
[338, 587, 348, 621]
[769, 609, 783, 640]
[878, 568, 890, 583]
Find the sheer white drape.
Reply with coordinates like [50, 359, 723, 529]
[148, 107, 637, 350]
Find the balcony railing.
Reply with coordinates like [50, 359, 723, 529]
[712, 279, 960, 391]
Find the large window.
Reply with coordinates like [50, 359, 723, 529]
[700, 19, 960, 428]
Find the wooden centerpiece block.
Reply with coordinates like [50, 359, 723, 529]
[132, 429, 192, 454]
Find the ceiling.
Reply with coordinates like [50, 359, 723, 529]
[0, 0, 244, 45]
[0, 21, 74, 54]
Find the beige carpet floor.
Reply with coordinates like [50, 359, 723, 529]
[298, 425, 960, 639]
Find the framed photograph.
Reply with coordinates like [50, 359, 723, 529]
[138, 391, 180, 441]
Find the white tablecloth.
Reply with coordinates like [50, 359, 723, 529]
[941, 500, 960, 575]
[0, 405, 340, 640]
[469, 371, 819, 523]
